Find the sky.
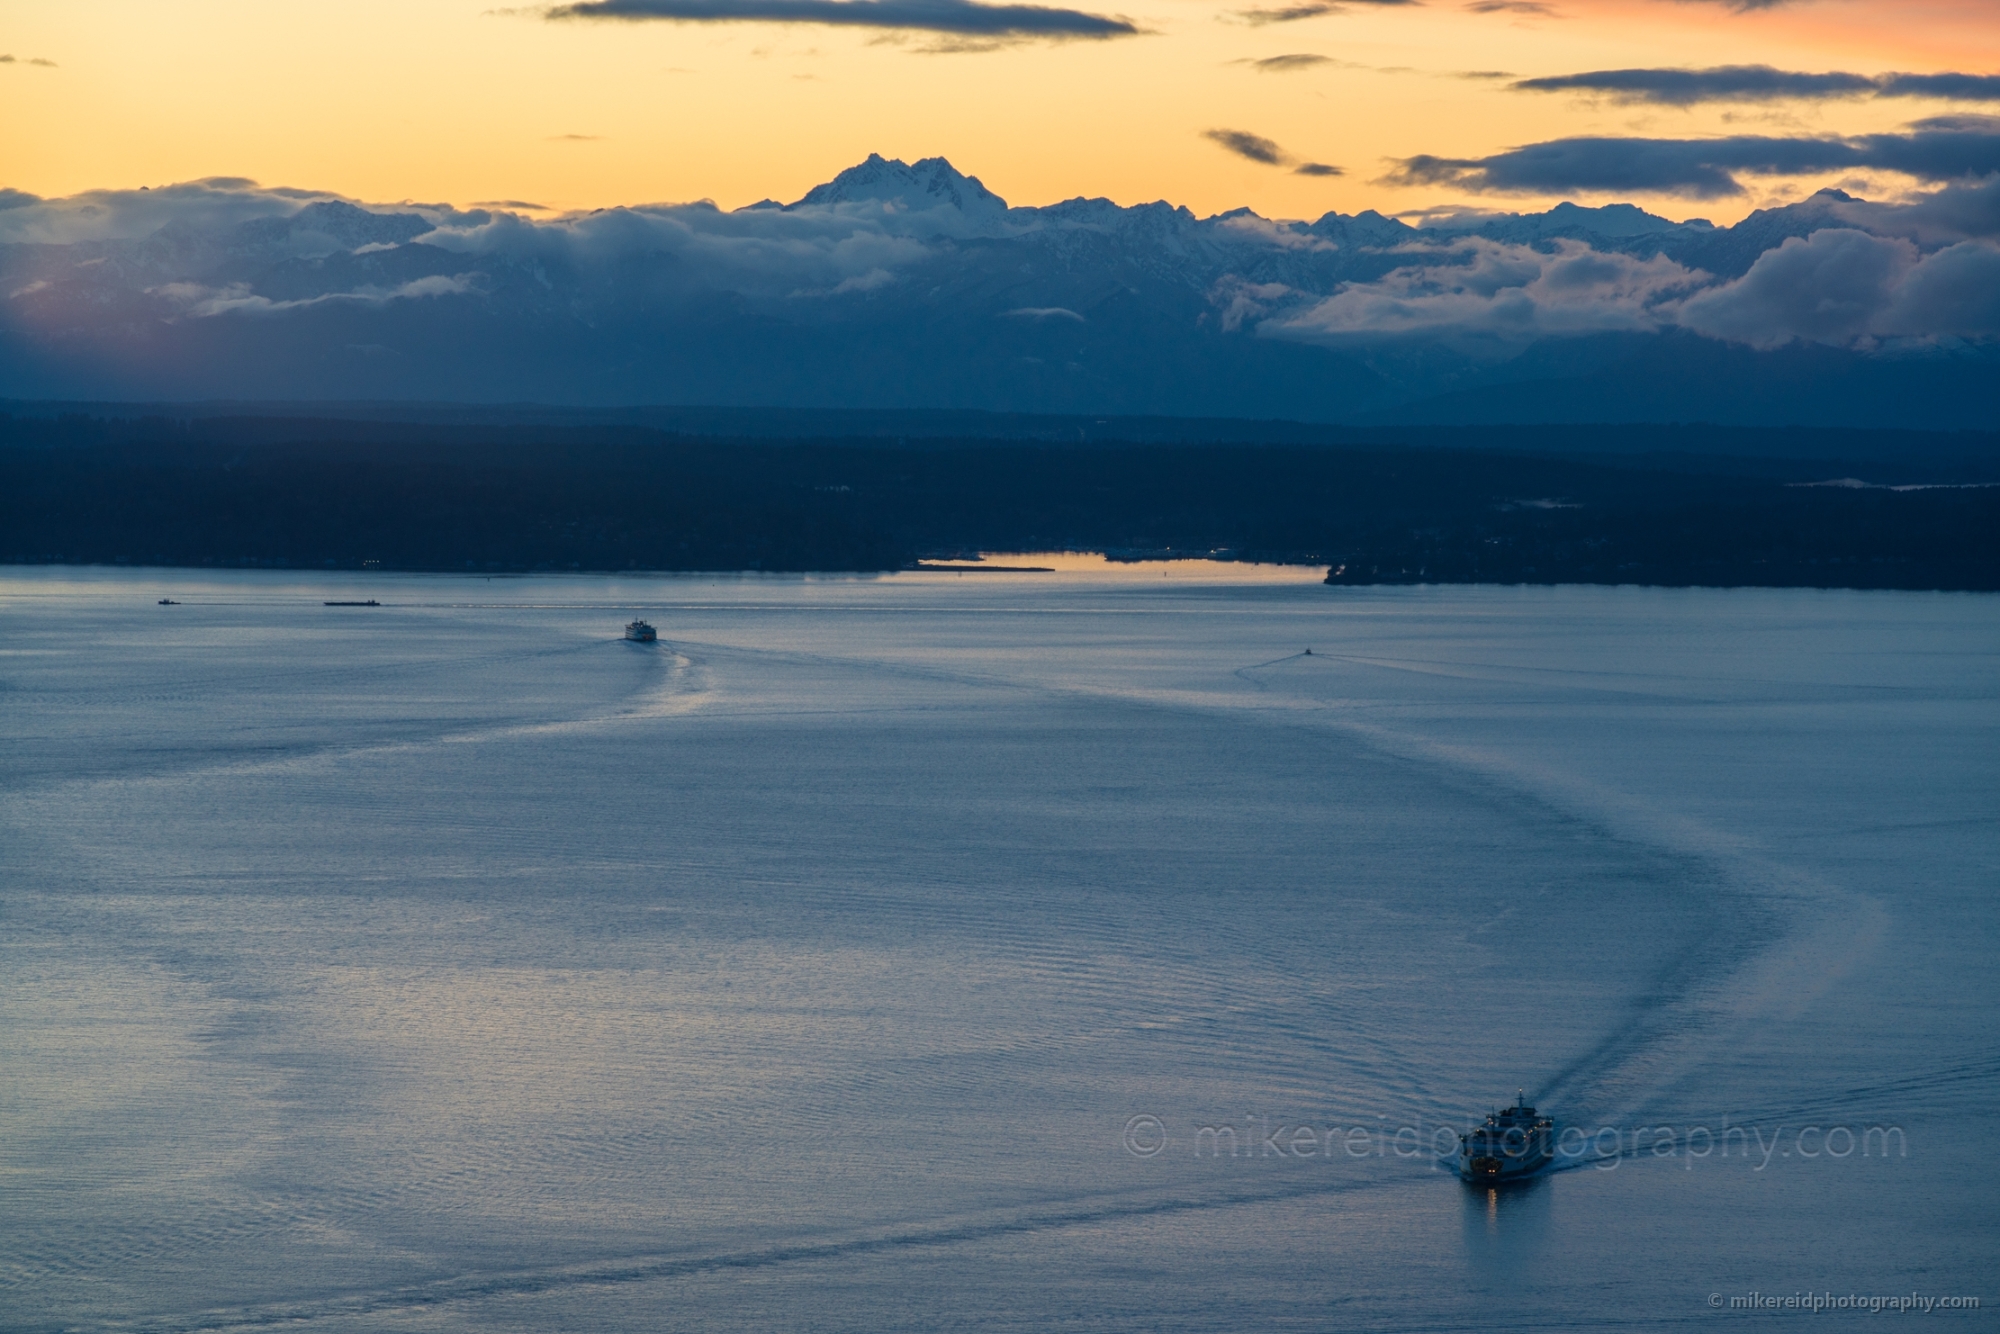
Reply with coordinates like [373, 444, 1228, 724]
[3, 0, 1998, 223]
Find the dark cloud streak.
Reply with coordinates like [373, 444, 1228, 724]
[1385, 119, 2000, 198]
[1202, 129, 1341, 176]
[1879, 73, 2000, 102]
[545, 0, 1138, 38]
[1514, 64, 2000, 106]
[1249, 53, 1332, 71]
[1227, 0, 1414, 25]
[1205, 129, 1287, 165]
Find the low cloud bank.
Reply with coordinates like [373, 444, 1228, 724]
[3, 159, 1998, 402]
[1264, 239, 1703, 342]
[412, 199, 941, 297]
[1678, 229, 2000, 347]
[152, 274, 484, 319]
[1260, 225, 2000, 350]
[0, 179, 357, 247]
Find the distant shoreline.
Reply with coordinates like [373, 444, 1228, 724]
[4, 415, 1994, 593]
[912, 564, 1055, 574]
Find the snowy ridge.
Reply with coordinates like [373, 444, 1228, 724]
[2, 158, 1996, 421]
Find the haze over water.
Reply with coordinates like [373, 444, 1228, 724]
[3, 566, 1995, 1331]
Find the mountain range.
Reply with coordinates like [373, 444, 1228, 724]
[3, 155, 1997, 426]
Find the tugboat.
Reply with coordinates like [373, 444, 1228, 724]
[1458, 1091, 1554, 1183]
[624, 619, 658, 643]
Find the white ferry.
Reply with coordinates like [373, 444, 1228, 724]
[1458, 1091, 1555, 1183]
[624, 619, 658, 643]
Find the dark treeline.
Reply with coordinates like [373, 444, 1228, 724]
[3, 414, 1996, 589]
[8, 401, 2000, 467]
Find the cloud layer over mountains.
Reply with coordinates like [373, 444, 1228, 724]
[4, 155, 1998, 425]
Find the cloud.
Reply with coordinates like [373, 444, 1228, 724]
[1465, 2, 1556, 14]
[1201, 129, 1340, 176]
[1227, 0, 1414, 24]
[1676, 229, 1906, 346]
[1878, 73, 2000, 102]
[154, 274, 484, 319]
[542, 0, 1139, 38]
[0, 164, 1006, 310]
[1266, 223, 2000, 356]
[1826, 173, 2000, 243]
[1264, 237, 1703, 342]
[7, 157, 1997, 384]
[1514, 65, 2000, 107]
[1230, 3, 1338, 22]
[1879, 239, 2000, 338]
[1863, 115, 2000, 181]
[1205, 129, 1287, 165]
[830, 267, 896, 292]
[1384, 118, 2000, 198]
[1676, 228, 2000, 347]
[1210, 277, 1295, 331]
[414, 189, 947, 298]
[1249, 53, 1332, 71]
[1515, 66, 1871, 105]
[550, 133, 603, 140]
[1666, 0, 1795, 9]
[0, 178, 360, 246]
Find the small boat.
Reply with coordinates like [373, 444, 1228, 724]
[624, 619, 658, 643]
[325, 600, 380, 607]
[1458, 1091, 1554, 1183]
[158, 599, 179, 605]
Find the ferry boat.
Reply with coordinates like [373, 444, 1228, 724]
[624, 619, 658, 643]
[1458, 1091, 1554, 1183]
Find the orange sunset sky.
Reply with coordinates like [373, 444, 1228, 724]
[3, 0, 1997, 222]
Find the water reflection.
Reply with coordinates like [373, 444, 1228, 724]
[1459, 1174, 1554, 1293]
[921, 551, 1327, 581]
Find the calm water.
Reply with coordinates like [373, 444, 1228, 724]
[3, 566, 1995, 1332]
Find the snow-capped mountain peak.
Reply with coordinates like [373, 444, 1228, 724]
[792, 153, 1012, 222]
